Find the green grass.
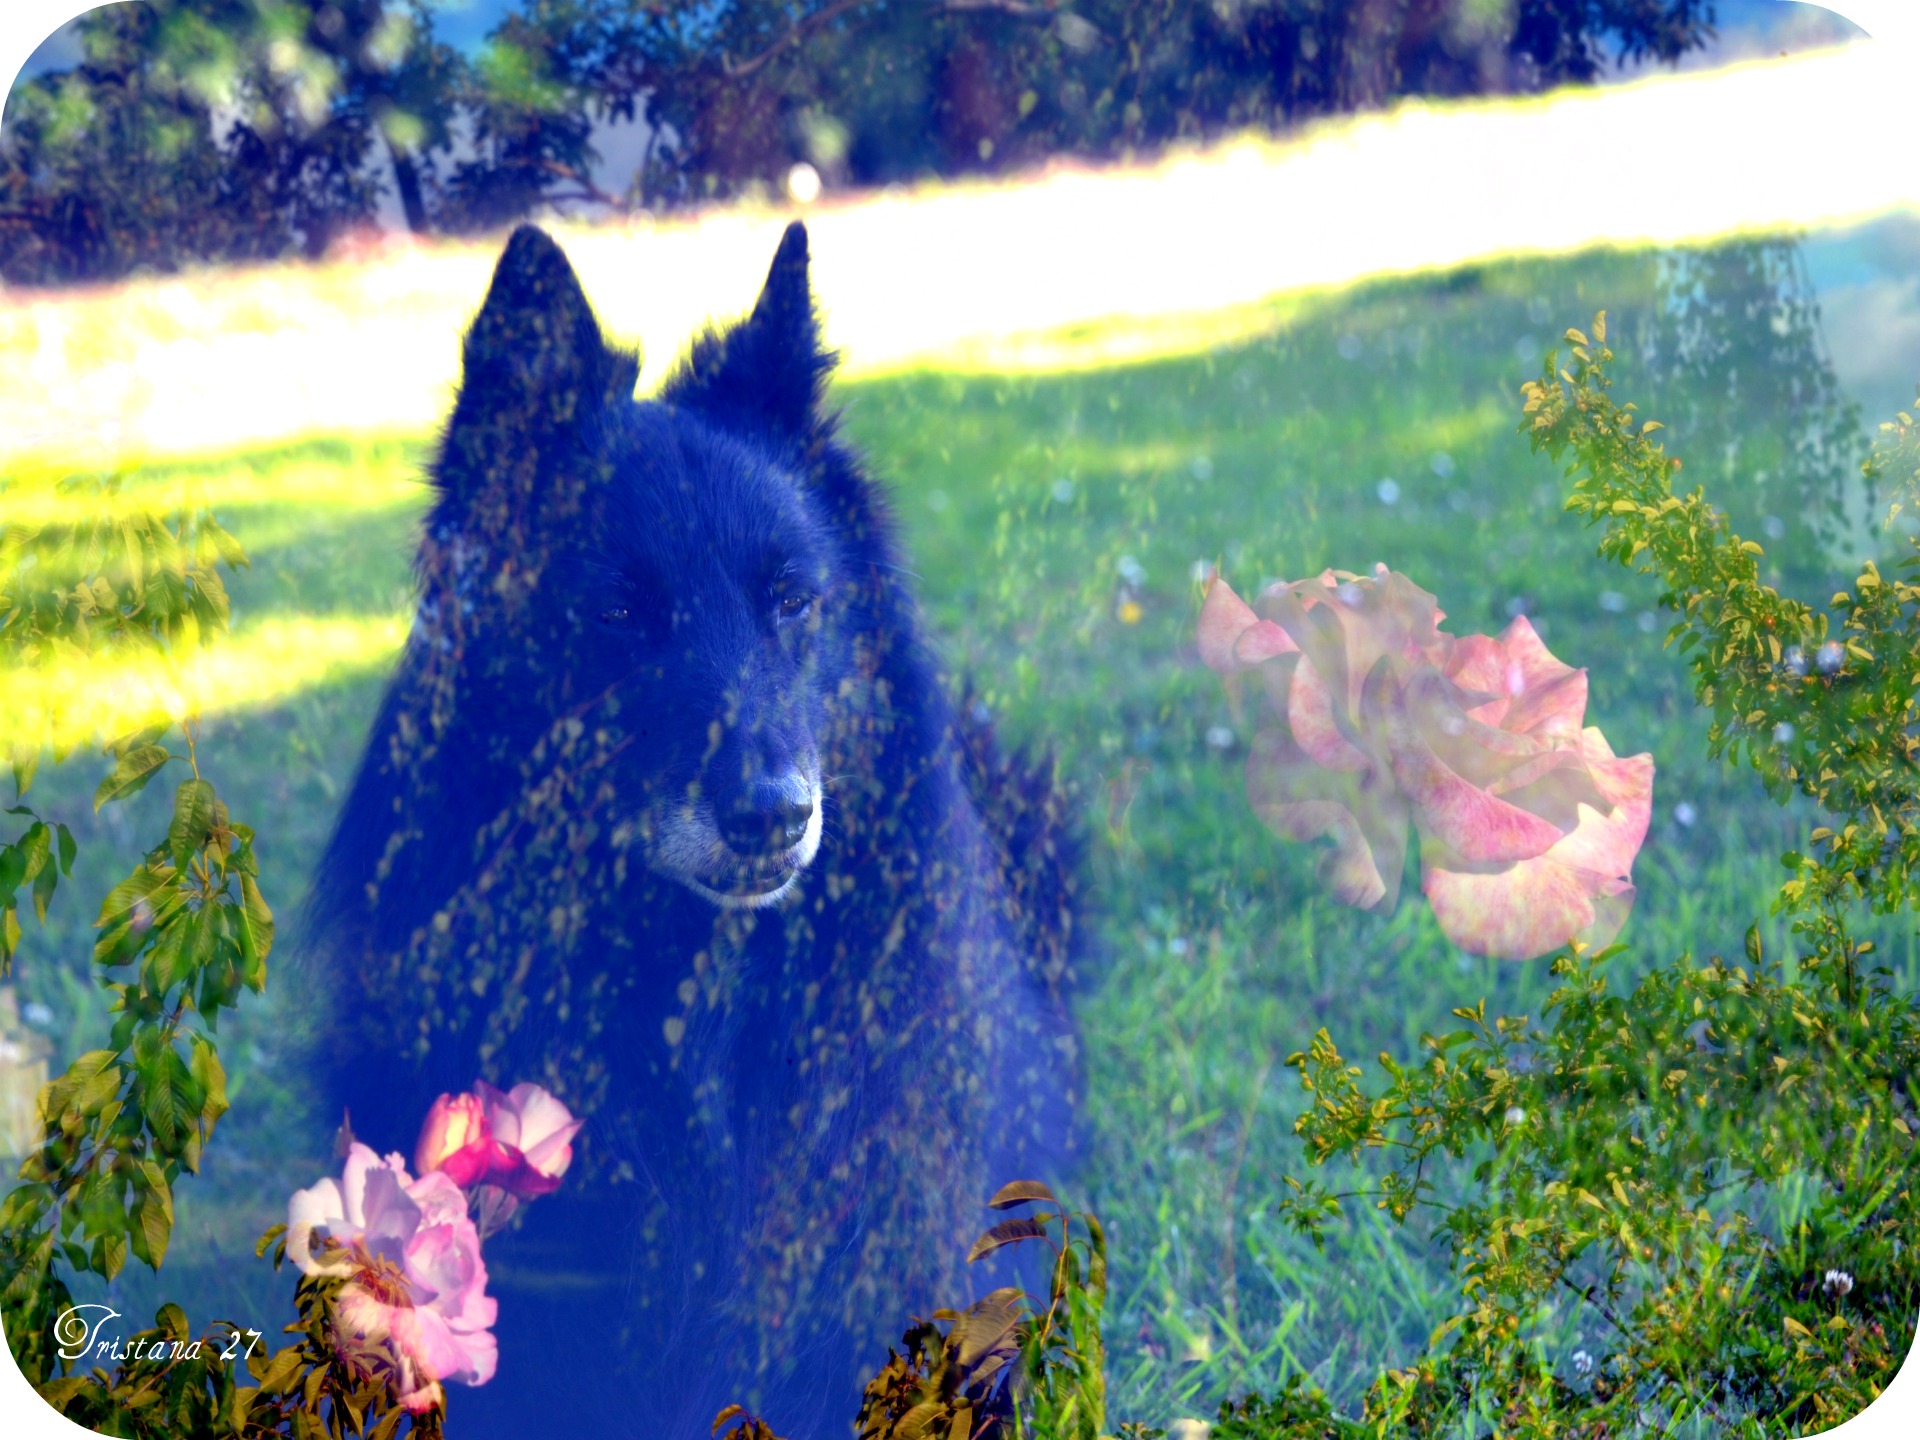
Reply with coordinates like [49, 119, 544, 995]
[10, 236, 1915, 1428]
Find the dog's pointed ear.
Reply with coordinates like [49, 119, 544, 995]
[667, 221, 833, 443]
[443, 226, 636, 474]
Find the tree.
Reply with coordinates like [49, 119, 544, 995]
[1, 1, 1718, 285]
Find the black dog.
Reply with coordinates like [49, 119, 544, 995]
[303, 222, 1082, 1436]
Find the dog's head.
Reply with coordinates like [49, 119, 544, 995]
[421, 223, 880, 910]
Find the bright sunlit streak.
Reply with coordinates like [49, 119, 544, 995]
[3, 40, 1915, 477]
[7, 615, 410, 751]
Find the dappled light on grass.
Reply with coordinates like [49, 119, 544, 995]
[3, 444, 426, 528]
[2, 41, 1914, 471]
[8, 614, 407, 752]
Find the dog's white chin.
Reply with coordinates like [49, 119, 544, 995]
[686, 869, 804, 910]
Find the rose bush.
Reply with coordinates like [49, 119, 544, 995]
[286, 1143, 499, 1413]
[1198, 564, 1653, 960]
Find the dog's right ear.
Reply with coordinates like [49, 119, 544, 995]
[442, 226, 637, 478]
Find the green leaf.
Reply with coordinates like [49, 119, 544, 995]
[190, 1034, 229, 1129]
[987, 1179, 1057, 1210]
[202, 518, 249, 570]
[235, 872, 274, 974]
[73, 1059, 123, 1118]
[137, 1181, 174, 1270]
[96, 861, 176, 932]
[143, 921, 193, 996]
[135, 1042, 192, 1155]
[227, 1385, 258, 1431]
[11, 748, 39, 798]
[18, 822, 49, 882]
[251, 1344, 304, 1394]
[98, 1231, 127, 1282]
[967, 1217, 1052, 1263]
[55, 823, 75, 875]
[94, 745, 171, 811]
[167, 778, 217, 871]
[106, 721, 171, 761]
[30, 851, 56, 923]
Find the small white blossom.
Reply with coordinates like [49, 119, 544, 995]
[1823, 1269, 1854, 1300]
[1572, 1349, 1594, 1377]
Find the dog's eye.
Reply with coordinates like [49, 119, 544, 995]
[774, 593, 813, 623]
[599, 608, 631, 626]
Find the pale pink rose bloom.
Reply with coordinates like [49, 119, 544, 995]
[286, 1143, 499, 1410]
[473, 1080, 583, 1198]
[1198, 567, 1653, 960]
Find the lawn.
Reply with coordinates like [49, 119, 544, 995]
[7, 229, 1917, 1429]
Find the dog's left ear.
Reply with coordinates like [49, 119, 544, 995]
[667, 222, 833, 444]
[444, 226, 637, 477]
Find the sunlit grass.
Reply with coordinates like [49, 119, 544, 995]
[3, 40, 1914, 476]
[9, 614, 407, 750]
[2, 445, 424, 529]
[3, 435, 426, 527]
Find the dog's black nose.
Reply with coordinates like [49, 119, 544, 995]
[719, 777, 814, 857]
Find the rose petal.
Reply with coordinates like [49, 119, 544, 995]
[357, 1164, 424, 1270]
[505, 1083, 578, 1153]
[1489, 618, 1589, 741]
[518, 1117, 584, 1180]
[1380, 669, 1567, 863]
[1447, 633, 1514, 726]
[1198, 574, 1295, 673]
[337, 1142, 390, 1229]
[405, 1169, 471, 1231]
[1246, 727, 1410, 911]
[286, 1178, 353, 1278]
[1286, 655, 1371, 771]
[1542, 741, 1655, 879]
[1421, 851, 1600, 961]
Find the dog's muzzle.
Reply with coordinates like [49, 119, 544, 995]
[648, 765, 823, 910]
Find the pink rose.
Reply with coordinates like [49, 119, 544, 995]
[1198, 566, 1653, 960]
[472, 1080, 582, 1199]
[286, 1143, 499, 1412]
[414, 1092, 495, 1188]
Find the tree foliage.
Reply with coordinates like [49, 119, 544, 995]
[3, 0, 1717, 284]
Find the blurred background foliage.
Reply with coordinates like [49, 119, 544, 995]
[0, 0, 1724, 285]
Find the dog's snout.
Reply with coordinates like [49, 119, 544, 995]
[719, 775, 815, 857]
